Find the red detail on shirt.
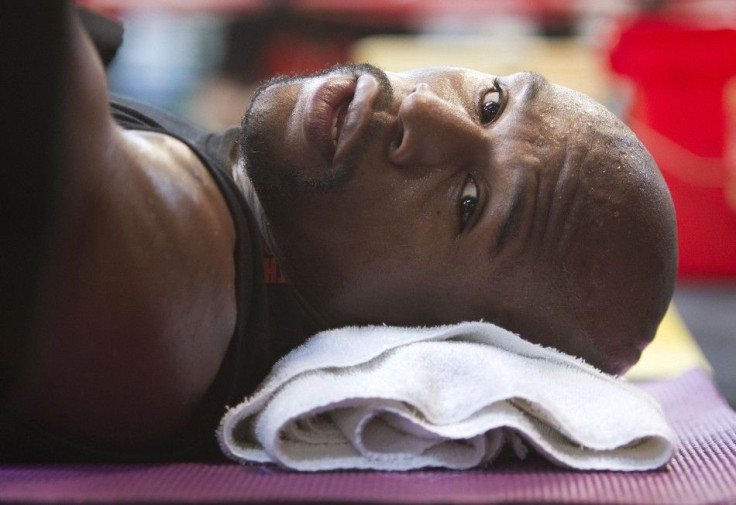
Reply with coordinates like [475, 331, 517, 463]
[263, 241, 287, 284]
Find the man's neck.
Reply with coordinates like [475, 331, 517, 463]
[231, 155, 326, 338]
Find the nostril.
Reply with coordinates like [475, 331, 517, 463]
[388, 117, 412, 166]
[412, 82, 430, 94]
[391, 118, 404, 152]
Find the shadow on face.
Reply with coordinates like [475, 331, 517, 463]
[240, 65, 677, 375]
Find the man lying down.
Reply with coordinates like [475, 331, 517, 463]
[0, 8, 677, 465]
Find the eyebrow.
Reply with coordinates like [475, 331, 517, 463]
[522, 72, 547, 102]
[494, 179, 524, 255]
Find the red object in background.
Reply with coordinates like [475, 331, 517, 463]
[609, 18, 736, 277]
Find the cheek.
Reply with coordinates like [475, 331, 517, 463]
[267, 197, 385, 304]
[326, 259, 450, 326]
[268, 171, 452, 318]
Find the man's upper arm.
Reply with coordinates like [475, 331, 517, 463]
[5, 10, 239, 447]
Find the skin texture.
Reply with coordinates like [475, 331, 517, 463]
[240, 64, 678, 375]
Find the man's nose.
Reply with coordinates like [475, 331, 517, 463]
[389, 83, 487, 168]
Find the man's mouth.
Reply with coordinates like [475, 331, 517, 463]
[331, 99, 350, 149]
[304, 77, 356, 163]
[304, 74, 380, 164]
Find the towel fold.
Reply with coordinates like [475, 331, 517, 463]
[218, 322, 676, 472]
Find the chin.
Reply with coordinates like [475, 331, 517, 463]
[604, 348, 644, 376]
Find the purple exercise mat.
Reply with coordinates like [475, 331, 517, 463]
[1, 367, 735, 504]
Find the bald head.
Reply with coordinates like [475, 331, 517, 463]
[549, 84, 677, 370]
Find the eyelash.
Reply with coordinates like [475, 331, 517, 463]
[479, 79, 502, 124]
[459, 174, 479, 231]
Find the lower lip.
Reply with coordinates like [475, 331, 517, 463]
[304, 77, 358, 163]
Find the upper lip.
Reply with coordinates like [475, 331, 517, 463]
[304, 73, 381, 165]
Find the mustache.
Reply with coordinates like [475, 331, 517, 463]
[250, 62, 392, 110]
[241, 63, 393, 195]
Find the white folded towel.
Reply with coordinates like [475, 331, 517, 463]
[218, 321, 676, 472]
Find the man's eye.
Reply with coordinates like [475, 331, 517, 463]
[459, 175, 479, 229]
[480, 85, 502, 124]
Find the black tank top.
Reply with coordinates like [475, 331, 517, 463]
[110, 94, 274, 398]
[0, 97, 278, 462]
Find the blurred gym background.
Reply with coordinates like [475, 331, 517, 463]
[79, 0, 736, 404]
